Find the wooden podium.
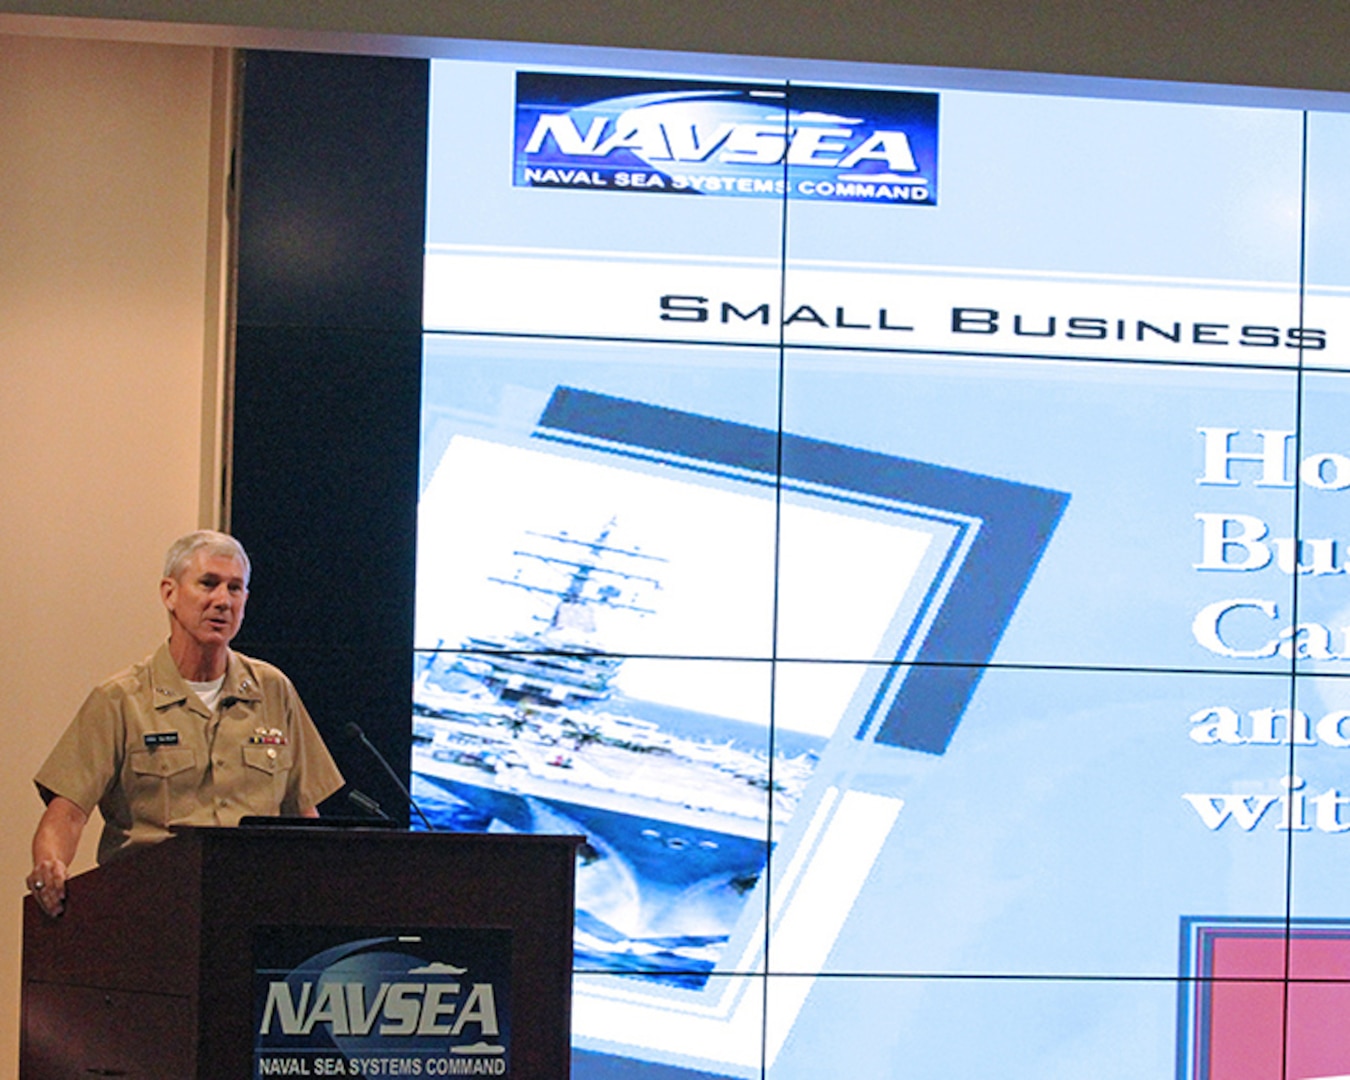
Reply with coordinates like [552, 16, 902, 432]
[21, 826, 582, 1079]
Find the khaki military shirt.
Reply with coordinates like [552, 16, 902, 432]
[35, 643, 344, 864]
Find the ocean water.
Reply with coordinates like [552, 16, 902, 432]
[413, 771, 769, 986]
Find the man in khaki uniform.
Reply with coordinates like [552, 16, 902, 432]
[27, 531, 344, 917]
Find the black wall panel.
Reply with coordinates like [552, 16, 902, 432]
[231, 50, 428, 820]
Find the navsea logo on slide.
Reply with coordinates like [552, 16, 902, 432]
[514, 72, 939, 204]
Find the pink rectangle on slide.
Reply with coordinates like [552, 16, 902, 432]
[1202, 930, 1350, 1080]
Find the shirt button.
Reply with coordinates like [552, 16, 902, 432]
[215, 759, 227, 768]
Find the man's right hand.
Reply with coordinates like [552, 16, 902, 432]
[26, 858, 69, 918]
[29, 794, 89, 918]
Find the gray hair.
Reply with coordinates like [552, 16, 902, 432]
[162, 530, 251, 586]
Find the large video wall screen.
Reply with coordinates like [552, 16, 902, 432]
[409, 50, 1350, 1079]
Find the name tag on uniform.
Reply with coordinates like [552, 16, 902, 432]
[144, 731, 180, 747]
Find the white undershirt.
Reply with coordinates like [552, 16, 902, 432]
[186, 675, 226, 712]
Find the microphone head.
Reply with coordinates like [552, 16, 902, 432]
[344, 722, 365, 742]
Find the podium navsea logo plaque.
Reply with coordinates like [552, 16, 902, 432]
[253, 927, 511, 1077]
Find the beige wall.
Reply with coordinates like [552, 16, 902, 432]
[0, 32, 225, 1071]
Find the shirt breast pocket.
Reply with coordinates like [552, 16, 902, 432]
[241, 743, 294, 812]
[127, 746, 198, 826]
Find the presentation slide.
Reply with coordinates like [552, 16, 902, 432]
[411, 51, 1350, 1079]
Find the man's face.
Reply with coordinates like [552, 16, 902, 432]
[161, 550, 249, 650]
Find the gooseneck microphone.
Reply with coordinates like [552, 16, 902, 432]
[343, 722, 435, 831]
